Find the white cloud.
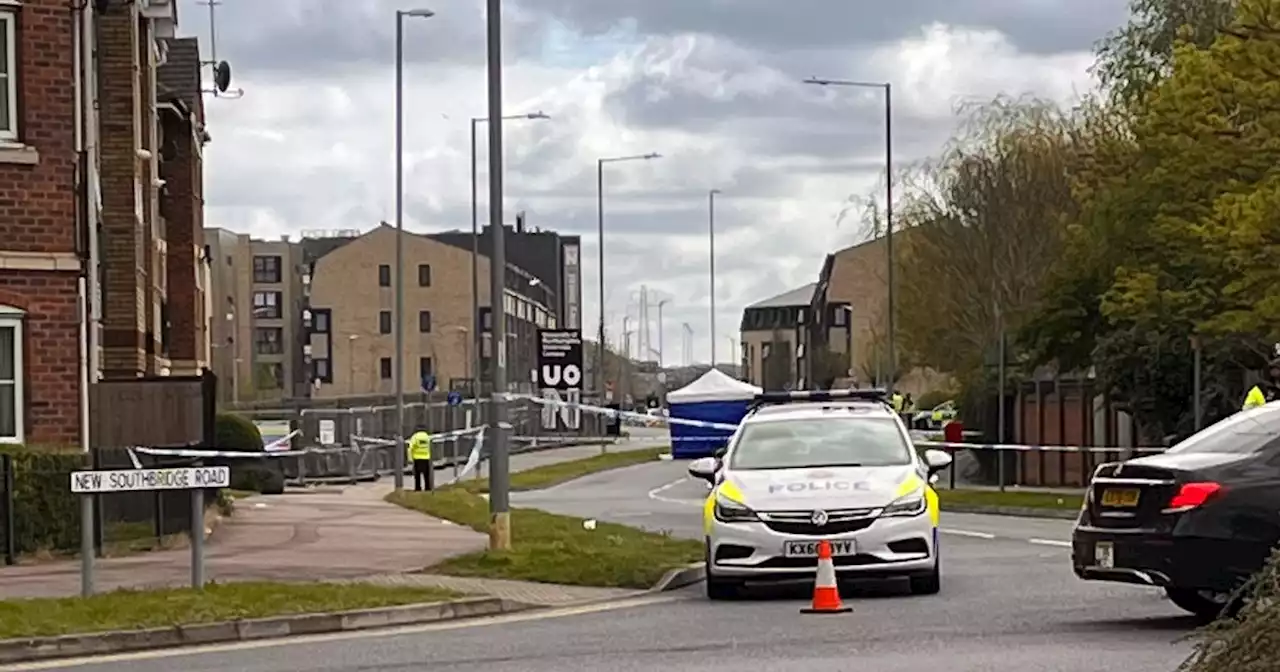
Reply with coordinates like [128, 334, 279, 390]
[190, 0, 1107, 365]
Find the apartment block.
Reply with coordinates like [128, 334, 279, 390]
[739, 284, 815, 390]
[306, 224, 557, 397]
[204, 229, 306, 404]
[0, 0, 207, 445]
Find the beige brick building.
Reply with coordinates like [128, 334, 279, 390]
[205, 229, 307, 404]
[739, 284, 815, 390]
[307, 225, 556, 397]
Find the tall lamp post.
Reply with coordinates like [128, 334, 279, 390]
[802, 77, 894, 387]
[596, 153, 661, 398]
[708, 188, 720, 365]
[470, 111, 549, 388]
[393, 7, 435, 491]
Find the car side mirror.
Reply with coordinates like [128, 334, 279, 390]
[923, 449, 953, 475]
[688, 457, 720, 483]
[714, 447, 727, 459]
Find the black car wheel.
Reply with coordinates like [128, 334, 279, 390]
[1165, 587, 1240, 623]
[909, 556, 942, 595]
[704, 542, 741, 600]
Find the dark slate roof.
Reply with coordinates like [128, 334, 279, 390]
[746, 283, 817, 309]
[157, 37, 203, 120]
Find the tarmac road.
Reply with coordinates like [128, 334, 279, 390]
[10, 460, 1200, 672]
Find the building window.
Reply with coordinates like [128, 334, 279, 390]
[312, 309, 330, 334]
[253, 255, 282, 283]
[252, 291, 282, 319]
[378, 264, 391, 287]
[418, 310, 431, 333]
[380, 357, 392, 379]
[419, 357, 434, 378]
[0, 11, 14, 142]
[379, 310, 392, 334]
[0, 306, 24, 443]
[254, 327, 283, 354]
[314, 358, 330, 382]
[417, 264, 431, 287]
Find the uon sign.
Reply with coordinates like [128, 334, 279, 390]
[537, 329, 583, 430]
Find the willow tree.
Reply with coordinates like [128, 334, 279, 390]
[895, 97, 1081, 385]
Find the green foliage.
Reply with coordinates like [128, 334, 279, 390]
[214, 413, 263, 452]
[1, 445, 83, 554]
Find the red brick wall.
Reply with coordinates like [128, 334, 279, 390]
[161, 113, 199, 362]
[0, 0, 83, 446]
[0, 281, 81, 446]
[98, 2, 146, 376]
[0, 0, 77, 252]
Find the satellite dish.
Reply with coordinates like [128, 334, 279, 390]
[213, 61, 232, 93]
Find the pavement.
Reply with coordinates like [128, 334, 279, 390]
[8, 457, 1202, 672]
[0, 441, 663, 603]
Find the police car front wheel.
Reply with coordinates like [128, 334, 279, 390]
[704, 544, 742, 600]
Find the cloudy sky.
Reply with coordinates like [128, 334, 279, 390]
[186, 0, 1126, 366]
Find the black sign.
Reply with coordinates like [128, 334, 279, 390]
[537, 329, 583, 391]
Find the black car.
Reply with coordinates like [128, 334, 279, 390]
[1072, 403, 1280, 620]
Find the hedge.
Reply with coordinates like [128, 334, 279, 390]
[212, 413, 283, 495]
[1, 445, 84, 554]
[1179, 547, 1280, 671]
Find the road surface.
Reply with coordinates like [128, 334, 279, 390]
[6, 460, 1199, 672]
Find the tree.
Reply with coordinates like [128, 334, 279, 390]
[1094, 0, 1239, 109]
[894, 97, 1081, 386]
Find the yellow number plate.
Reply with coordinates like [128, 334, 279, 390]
[1101, 488, 1140, 507]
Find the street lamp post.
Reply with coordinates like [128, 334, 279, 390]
[470, 111, 549, 390]
[708, 189, 720, 365]
[393, 7, 435, 491]
[596, 153, 661, 398]
[803, 77, 894, 387]
[656, 298, 669, 367]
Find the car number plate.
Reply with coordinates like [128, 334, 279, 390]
[1101, 488, 1141, 507]
[1095, 542, 1115, 569]
[783, 540, 856, 557]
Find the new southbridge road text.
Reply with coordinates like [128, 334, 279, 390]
[70, 466, 230, 493]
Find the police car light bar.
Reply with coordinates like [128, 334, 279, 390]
[752, 388, 891, 406]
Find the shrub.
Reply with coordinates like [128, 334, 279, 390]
[1178, 548, 1280, 671]
[1, 445, 83, 554]
[211, 414, 283, 495]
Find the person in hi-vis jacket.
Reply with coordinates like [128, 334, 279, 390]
[1242, 357, 1280, 411]
[408, 427, 433, 491]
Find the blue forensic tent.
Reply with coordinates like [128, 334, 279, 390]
[667, 369, 762, 458]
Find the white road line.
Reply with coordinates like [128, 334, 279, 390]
[0, 594, 688, 670]
[647, 477, 702, 507]
[941, 528, 996, 540]
[1029, 538, 1073, 548]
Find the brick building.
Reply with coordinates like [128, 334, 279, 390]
[305, 225, 556, 398]
[0, 0, 208, 446]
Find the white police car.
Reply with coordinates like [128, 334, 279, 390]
[687, 389, 954, 599]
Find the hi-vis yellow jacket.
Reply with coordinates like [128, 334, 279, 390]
[408, 431, 432, 461]
[1243, 386, 1271, 411]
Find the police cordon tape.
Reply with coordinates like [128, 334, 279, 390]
[502, 392, 1166, 455]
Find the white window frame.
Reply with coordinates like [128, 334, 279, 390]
[0, 305, 24, 444]
[0, 8, 14, 142]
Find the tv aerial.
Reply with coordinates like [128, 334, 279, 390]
[199, 0, 244, 99]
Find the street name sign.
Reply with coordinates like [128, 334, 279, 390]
[70, 466, 230, 494]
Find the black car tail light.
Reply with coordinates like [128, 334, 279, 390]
[1163, 481, 1223, 514]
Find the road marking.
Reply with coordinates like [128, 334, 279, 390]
[941, 528, 996, 539]
[0, 594, 688, 670]
[647, 477, 702, 506]
[1029, 538, 1072, 548]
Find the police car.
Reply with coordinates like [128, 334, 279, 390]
[687, 389, 954, 600]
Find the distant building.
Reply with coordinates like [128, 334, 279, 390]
[739, 283, 816, 390]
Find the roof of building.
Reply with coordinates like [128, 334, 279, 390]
[745, 283, 817, 309]
[156, 37, 203, 116]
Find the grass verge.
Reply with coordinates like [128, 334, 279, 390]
[937, 488, 1083, 510]
[0, 582, 463, 640]
[387, 488, 702, 589]
[456, 446, 669, 494]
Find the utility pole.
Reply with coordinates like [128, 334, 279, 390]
[657, 299, 668, 367]
[709, 189, 720, 365]
[484, 0, 511, 551]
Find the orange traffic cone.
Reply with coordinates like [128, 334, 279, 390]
[800, 540, 851, 614]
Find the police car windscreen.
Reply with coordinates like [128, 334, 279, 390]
[728, 418, 913, 470]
